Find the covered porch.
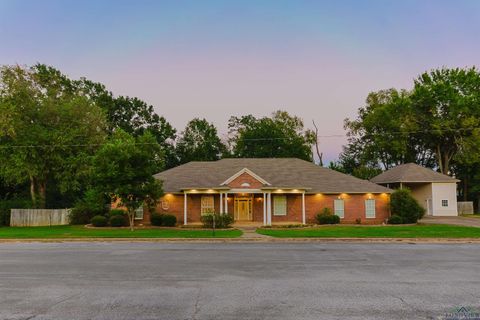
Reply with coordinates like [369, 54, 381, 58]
[181, 188, 308, 226]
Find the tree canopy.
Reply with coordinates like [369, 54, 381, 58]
[228, 110, 315, 161]
[175, 118, 226, 164]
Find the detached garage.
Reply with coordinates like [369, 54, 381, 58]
[371, 163, 459, 216]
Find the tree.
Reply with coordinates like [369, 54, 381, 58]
[390, 189, 425, 223]
[410, 67, 480, 174]
[176, 118, 226, 164]
[228, 110, 315, 161]
[76, 80, 178, 169]
[0, 64, 107, 208]
[92, 130, 164, 230]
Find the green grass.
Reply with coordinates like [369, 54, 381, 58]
[257, 224, 480, 238]
[0, 225, 242, 239]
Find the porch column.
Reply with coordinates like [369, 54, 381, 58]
[267, 192, 272, 225]
[263, 192, 266, 225]
[183, 192, 187, 225]
[302, 192, 306, 224]
[224, 193, 228, 214]
[220, 193, 223, 213]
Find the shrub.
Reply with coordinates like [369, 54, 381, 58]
[161, 214, 177, 227]
[150, 213, 163, 226]
[201, 213, 234, 228]
[355, 218, 362, 225]
[91, 215, 108, 227]
[390, 189, 425, 224]
[109, 215, 127, 227]
[109, 209, 126, 217]
[388, 215, 404, 225]
[70, 190, 108, 225]
[316, 208, 340, 225]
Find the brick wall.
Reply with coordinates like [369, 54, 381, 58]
[145, 192, 390, 225]
[227, 172, 265, 189]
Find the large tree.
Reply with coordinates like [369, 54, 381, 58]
[93, 130, 164, 230]
[228, 110, 315, 161]
[0, 64, 107, 208]
[76, 80, 177, 168]
[175, 118, 226, 164]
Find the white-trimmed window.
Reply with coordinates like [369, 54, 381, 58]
[273, 195, 287, 216]
[334, 199, 344, 218]
[135, 206, 144, 220]
[365, 199, 376, 218]
[441, 200, 448, 207]
[201, 196, 215, 215]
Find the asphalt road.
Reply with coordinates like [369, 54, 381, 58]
[0, 242, 479, 320]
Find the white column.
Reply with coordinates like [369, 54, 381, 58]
[183, 192, 188, 225]
[224, 193, 228, 214]
[263, 192, 266, 225]
[267, 193, 272, 225]
[302, 192, 306, 224]
[220, 193, 223, 213]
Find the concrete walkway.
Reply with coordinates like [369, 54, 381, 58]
[237, 226, 271, 239]
[420, 216, 480, 227]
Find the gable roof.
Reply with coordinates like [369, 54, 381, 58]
[221, 168, 271, 186]
[154, 158, 392, 193]
[370, 163, 460, 184]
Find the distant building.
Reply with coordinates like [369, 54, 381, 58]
[371, 163, 459, 216]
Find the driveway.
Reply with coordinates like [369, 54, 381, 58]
[0, 242, 479, 320]
[420, 215, 480, 227]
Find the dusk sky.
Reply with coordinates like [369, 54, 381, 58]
[1, 0, 479, 162]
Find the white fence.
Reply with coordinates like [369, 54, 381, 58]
[457, 202, 474, 215]
[10, 209, 71, 227]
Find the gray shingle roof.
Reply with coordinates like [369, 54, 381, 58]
[154, 158, 392, 193]
[370, 163, 459, 184]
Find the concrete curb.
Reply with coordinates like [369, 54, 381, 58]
[0, 237, 480, 244]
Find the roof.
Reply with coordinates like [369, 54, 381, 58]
[154, 158, 392, 193]
[370, 163, 460, 184]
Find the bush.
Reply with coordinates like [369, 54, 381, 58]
[316, 208, 340, 225]
[150, 213, 163, 226]
[109, 209, 126, 217]
[201, 213, 234, 228]
[390, 189, 425, 224]
[161, 214, 177, 227]
[109, 215, 127, 227]
[70, 190, 108, 225]
[91, 215, 108, 227]
[388, 215, 404, 225]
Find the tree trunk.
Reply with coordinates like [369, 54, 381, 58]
[37, 180, 47, 209]
[312, 120, 323, 166]
[29, 176, 37, 208]
[128, 209, 135, 231]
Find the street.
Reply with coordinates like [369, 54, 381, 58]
[0, 242, 479, 320]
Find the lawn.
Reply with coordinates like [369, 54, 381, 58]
[0, 225, 242, 239]
[257, 224, 480, 238]
[461, 214, 480, 218]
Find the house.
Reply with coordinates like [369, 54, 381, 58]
[141, 158, 392, 225]
[370, 163, 459, 216]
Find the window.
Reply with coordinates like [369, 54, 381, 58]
[442, 200, 448, 207]
[134, 206, 144, 220]
[334, 199, 344, 218]
[273, 195, 287, 216]
[365, 199, 376, 218]
[201, 196, 215, 215]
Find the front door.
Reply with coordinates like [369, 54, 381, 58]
[234, 196, 253, 221]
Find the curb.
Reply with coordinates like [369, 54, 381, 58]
[0, 237, 480, 244]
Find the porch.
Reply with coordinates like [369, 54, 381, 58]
[181, 189, 307, 226]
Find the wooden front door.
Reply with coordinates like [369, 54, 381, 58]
[234, 196, 253, 221]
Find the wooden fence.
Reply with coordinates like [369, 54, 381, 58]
[10, 209, 71, 227]
[457, 202, 474, 215]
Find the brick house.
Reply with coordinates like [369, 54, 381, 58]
[140, 158, 392, 225]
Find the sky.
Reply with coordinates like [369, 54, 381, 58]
[1, 0, 479, 163]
